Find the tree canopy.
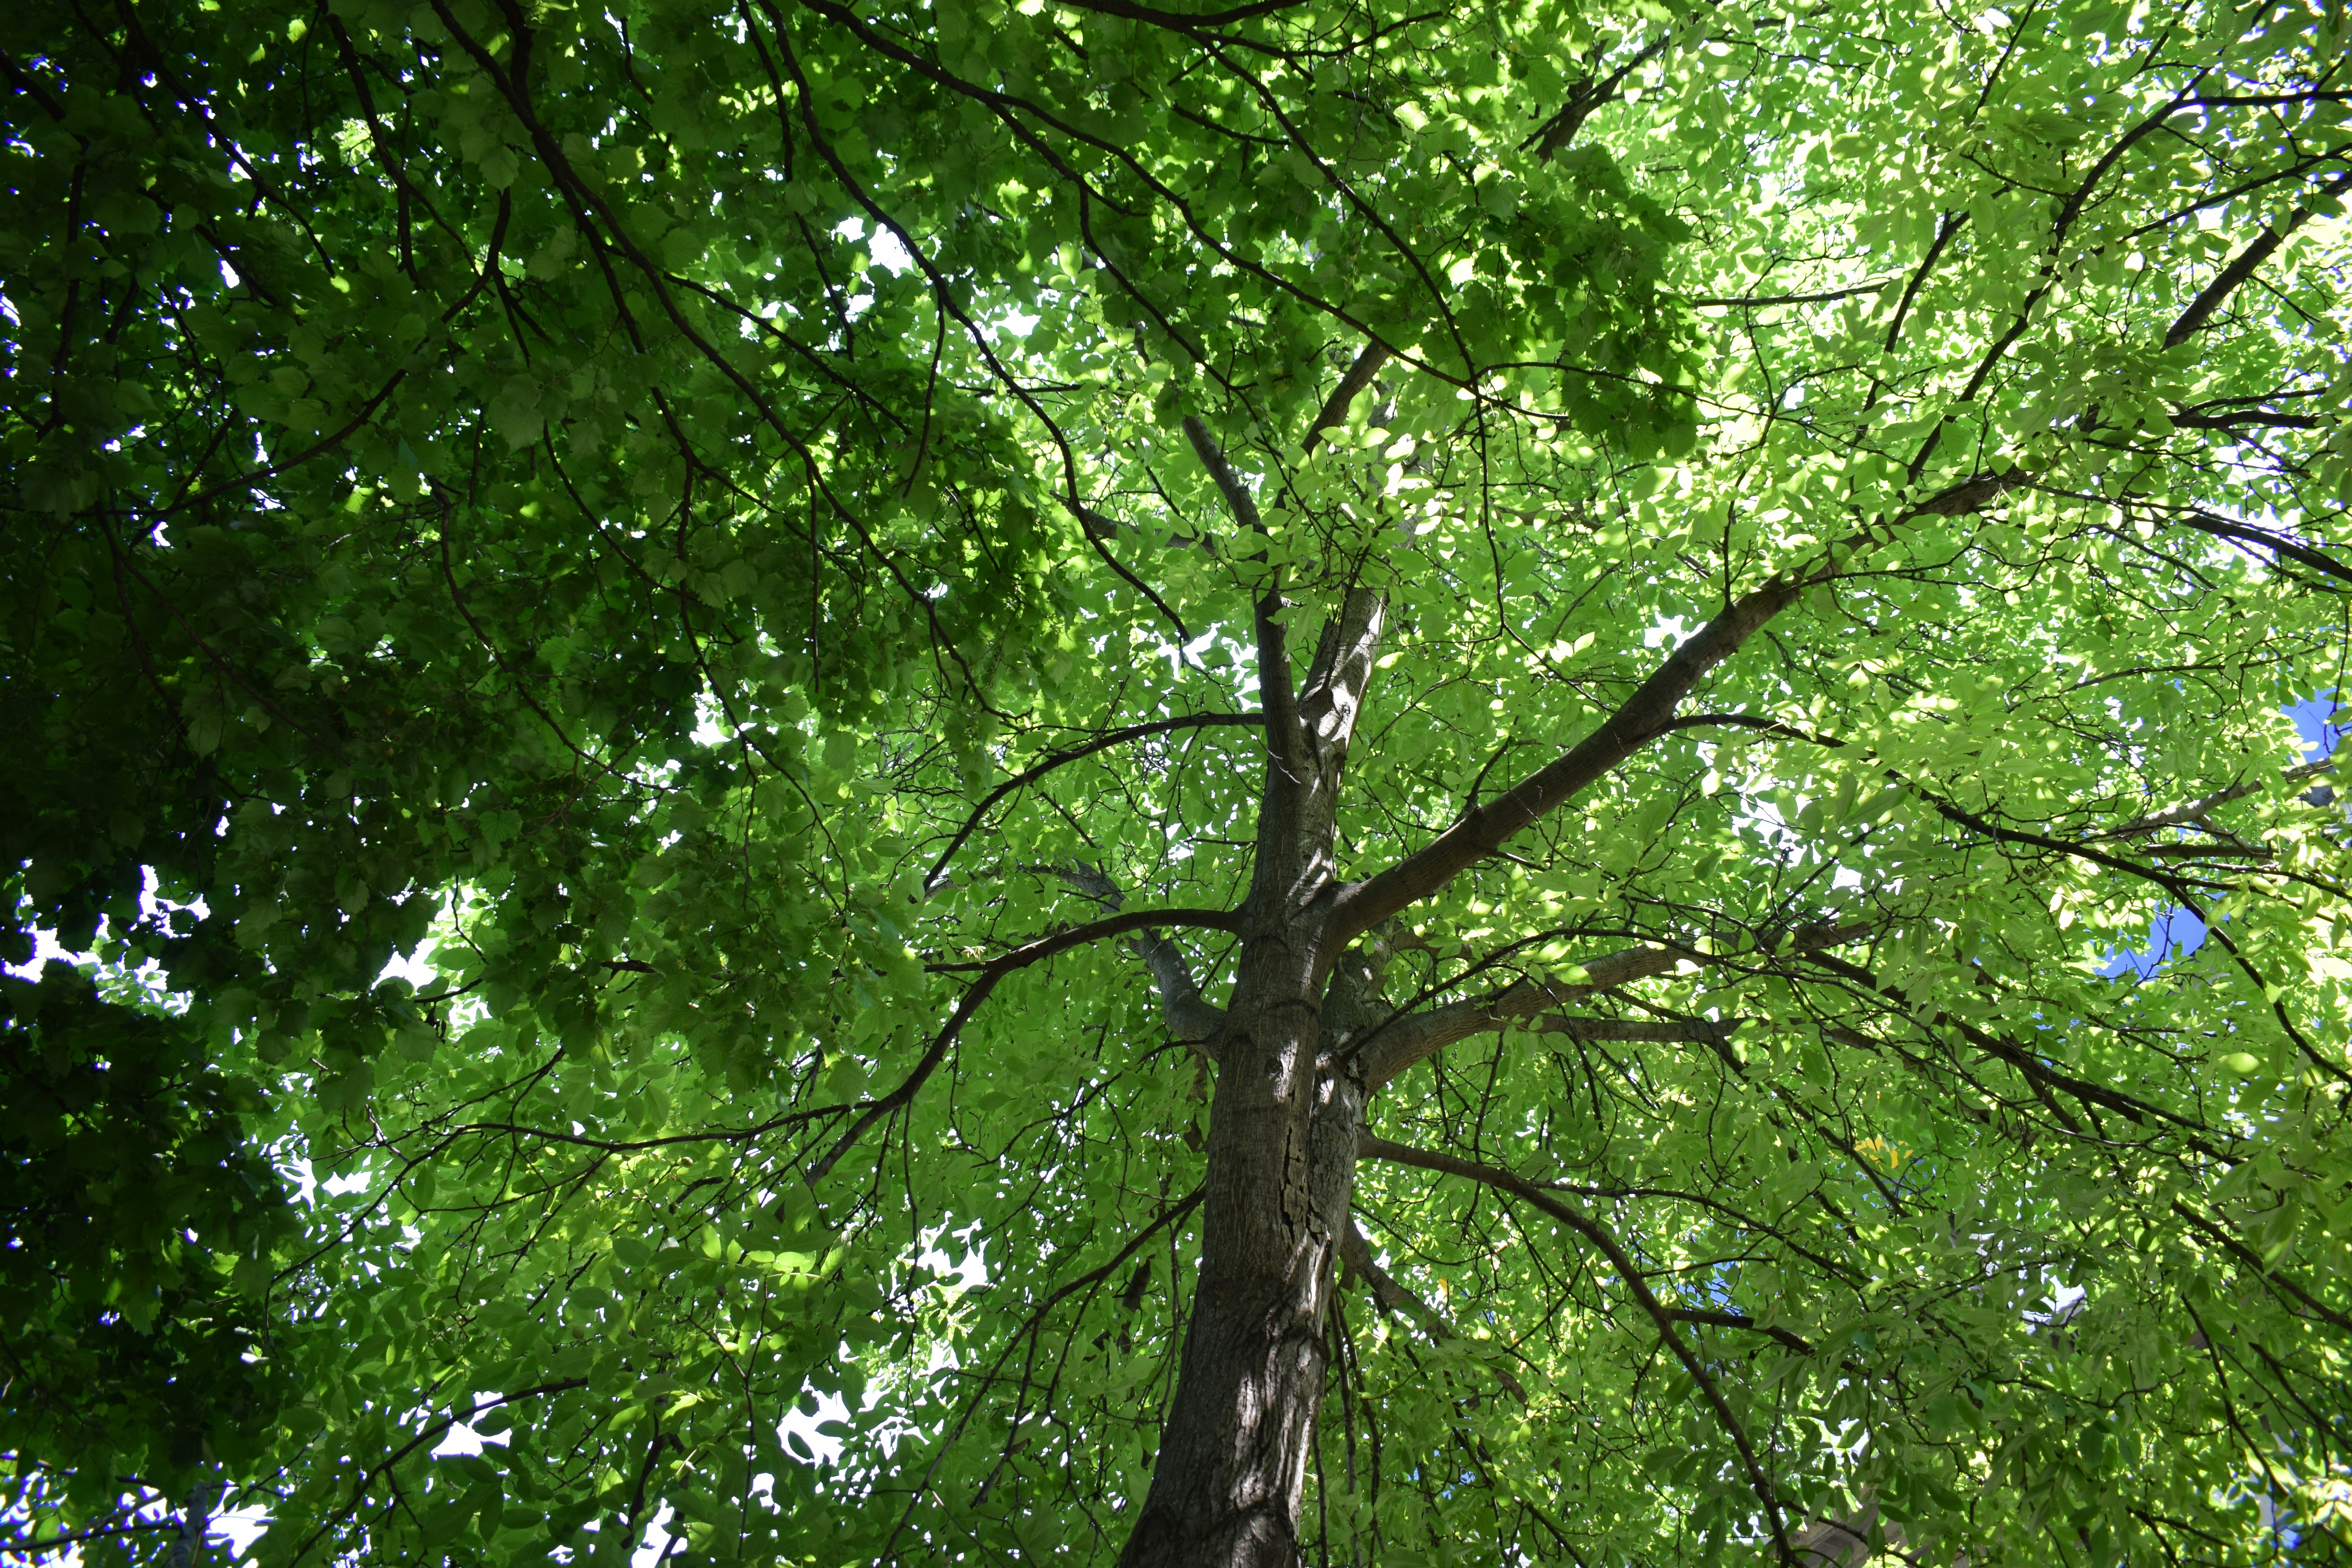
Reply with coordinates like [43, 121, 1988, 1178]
[4, 0, 2351, 1561]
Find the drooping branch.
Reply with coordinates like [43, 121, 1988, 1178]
[876, 1187, 1208, 1561]
[1360, 1135, 1800, 1567]
[1803, 951, 2232, 1151]
[1338, 1221, 1532, 1399]
[441, 0, 998, 702]
[812, 905, 1242, 1182]
[922, 713, 1263, 890]
[292, 1379, 595, 1560]
[1661, 699, 2336, 844]
[2168, 1199, 2352, 1334]
[1897, 785, 2346, 1084]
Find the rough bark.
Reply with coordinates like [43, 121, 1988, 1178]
[1120, 911, 1412, 1565]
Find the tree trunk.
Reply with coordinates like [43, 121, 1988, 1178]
[1120, 573, 1388, 1565]
[1120, 924, 1368, 1567]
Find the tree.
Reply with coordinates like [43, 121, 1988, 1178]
[4, 0, 2349, 1561]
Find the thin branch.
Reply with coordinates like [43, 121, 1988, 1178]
[2168, 1200, 2352, 1334]
[923, 907, 1243, 973]
[1, 1519, 185, 1553]
[923, 713, 1262, 889]
[876, 1187, 1205, 1560]
[811, 906, 1240, 1183]
[1803, 951, 2230, 1150]
[1663, 1306, 1816, 1356]
[1051, 0, 1314, 30]
[1691, 279, 1897, 308]
[1339, 1221, 1533, 1398]
[1360, 1136, 1799, 1567]
[1651, 712, 1846, 748]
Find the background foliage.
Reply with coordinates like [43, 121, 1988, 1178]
[3, 0, 2349, 1560]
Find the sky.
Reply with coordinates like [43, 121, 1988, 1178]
[2102, 691, 2340, 979]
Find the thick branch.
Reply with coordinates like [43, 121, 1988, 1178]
[2104, 755, 2336, 837]
[1339, 1222, 1443, 1332]
[1361, 1135, 1798, 1566]
[1331, 576, 1802, 944]
[1045, 863, 1227, 1047]
[1361, 926, 1867, 1085]
[1521, 31, 1678, 159]
[2175, 511, 2352, 585]
[1372, 1006, 1734, 1085]
[2165, 172, 2352, 347]
[1134, 929, 1227, 1044]
[1303, 341, 1390, 455]
[1792, 1505, 1887, 1568]
[1339, 1219, 1433, 1322]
